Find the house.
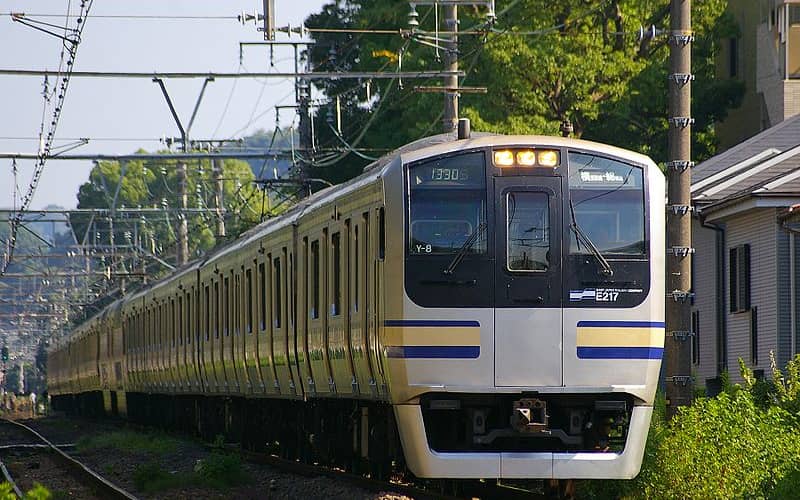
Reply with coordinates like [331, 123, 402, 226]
[691, 114, 800, 387]
[717, 0, 800, 149]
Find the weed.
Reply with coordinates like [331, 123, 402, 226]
[194, 452, 250, 489]
[77, 430, 179, 455]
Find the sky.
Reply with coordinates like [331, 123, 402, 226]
[0, 1, 327, 210]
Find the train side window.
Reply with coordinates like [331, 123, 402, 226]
[187, 290, 193, 344]
[378, 207, 385, 260]
[224, 276, 230, 336]
[353, 225, 359, 313]
[204, 285, 211, 341]
[156, 304, 162, 349]
[331, 232, 341, 316]
[258, 262, 267, 331]
[214, 281, 220, 339]
[311, 240, 320, 319]
[178, 295, 184, 345]
[171, 299, 176, 347]
[274, 256, 282, 328]
[234, 273, 241, 336]
[246, 268, 254, 334]
[289, 251, 295, 327]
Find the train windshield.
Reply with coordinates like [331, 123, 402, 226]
[567, 152, 645, 255]
[407, 152, 487, 255]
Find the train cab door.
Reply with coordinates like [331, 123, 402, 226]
[493, 176, 563, 387]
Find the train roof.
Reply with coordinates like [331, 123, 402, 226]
[374, 133, 657, 169]
[58, 132, 657, 341]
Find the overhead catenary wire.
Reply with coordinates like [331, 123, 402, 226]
[2, 0, 95, 278]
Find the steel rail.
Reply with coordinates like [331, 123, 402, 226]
[0, 418, 138, 499]
[0, 455, 24, 498]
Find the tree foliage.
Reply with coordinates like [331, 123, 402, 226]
[581, 355, 800, 499]
[304, 0, 744, 184]
[72, 153, 263, 267]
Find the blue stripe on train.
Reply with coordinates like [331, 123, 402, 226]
[577, 321, 666, 329]
[577, 347, 664, 360]
[384, 320, 481, 328]
[386, 346, 480, 359]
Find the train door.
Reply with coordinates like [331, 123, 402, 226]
[493, 177, 563, 387]
[368, 207, 388, 395]
[349, 215, 373, 396]
[286, 249, 300, 396]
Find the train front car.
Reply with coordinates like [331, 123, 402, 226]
[381, 136, 665, 480]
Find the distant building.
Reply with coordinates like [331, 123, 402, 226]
[716, 1, 800, 149]
[692, 115, 800, 387]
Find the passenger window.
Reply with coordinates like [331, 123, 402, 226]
[378, 207, 386, 260]
[258, 262, 267, 331]
[171, 299, 176, 347]
[353, 225, 359, 313]
[214, 281, 220, 339]
[246, 268, 254, 334]
[234, 274, 241, 336]
[224, 276, 230, 336]
[186, 290, 193, 344]
[204, 285, 210, 341]
[274, 257, 282, 328]
[331, 232, 341, 316]
[178, 295, 184, 345]
[506, 192, 550, 272]
[311, 240, 320, 319]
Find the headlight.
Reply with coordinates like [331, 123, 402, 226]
[516, 150, 537, 166]
[493, 150, 515, 167]
[537, 150, 560, 167]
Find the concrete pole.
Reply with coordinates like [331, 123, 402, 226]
[177, 159, 189, 265]
[443, 4, 458, 133]
[212, 158, 226, 238]
[665, 0, 694, 418]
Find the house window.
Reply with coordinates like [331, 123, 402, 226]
[729, 37, 738, 78]
[729, 244, 751, 313]
[692, 310, 700, 365]
[751, 307, 758, 365]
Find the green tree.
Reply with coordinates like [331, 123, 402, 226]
[304, 0, 743, 183]
[72, 152, 263, 270]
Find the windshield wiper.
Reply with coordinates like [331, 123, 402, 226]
[443, 222, 486, 275]
[569, 200, 614, 277]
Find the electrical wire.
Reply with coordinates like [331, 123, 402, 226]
[2, 0, 95, 278]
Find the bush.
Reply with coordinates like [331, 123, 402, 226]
[194, 453, 249, 489]
[580, 354, 800, 499]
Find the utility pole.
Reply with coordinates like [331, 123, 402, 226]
[666, 0, 694, 418]
[212, 158, 226, 238]
[153, 77, 214, 265]
[443, 3, 458, 133]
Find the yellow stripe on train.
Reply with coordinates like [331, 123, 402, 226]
[576, 327, 665, 348]
[384, 326, 481, 346]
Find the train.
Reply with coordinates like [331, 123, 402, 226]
[48, 128, 665, 480]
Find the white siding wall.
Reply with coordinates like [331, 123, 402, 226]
[723, 208, 779, 383]
[692, 219, 721, 385]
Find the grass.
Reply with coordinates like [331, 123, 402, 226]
[132, 453, 250, 494]
[76, 430, 181, 455]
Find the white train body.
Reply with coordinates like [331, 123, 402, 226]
[49, 134, 665, 480]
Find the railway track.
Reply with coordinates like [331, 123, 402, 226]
[238, 448, 549, 500]
[0, 417, 137, 499]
